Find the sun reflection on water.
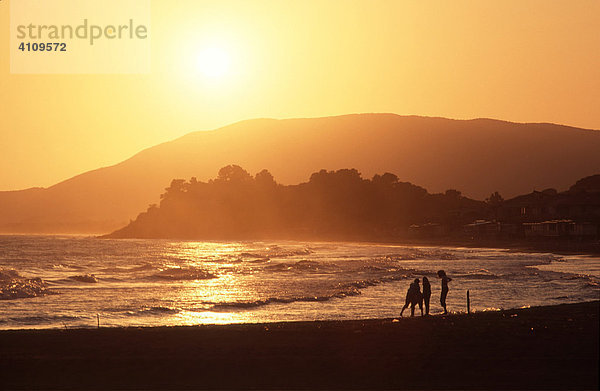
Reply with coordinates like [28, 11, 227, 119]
[155, 242, 267, 326]
[174, 310, 249, 326]
[2, 237, 599, 330]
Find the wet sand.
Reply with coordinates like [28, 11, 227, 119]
[1, 301, 598, 390]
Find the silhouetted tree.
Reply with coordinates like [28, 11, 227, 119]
[110, 166, 489, 240]
[486, 191, 504, 206]
[255, 169, 277, 187]
[216, 165, 253, 183]
[444, 189, 462, 199]
[372, 172, 399, 186]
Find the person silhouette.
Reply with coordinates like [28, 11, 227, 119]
[437, 270, 452, 315]
[422, 276, 431, 315]
[400, 278, 423, 317]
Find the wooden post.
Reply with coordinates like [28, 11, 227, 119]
[97, 313, 100, 329]
[467, 290, 471, 315]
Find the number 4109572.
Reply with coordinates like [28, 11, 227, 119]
[18, 42, 67, 52]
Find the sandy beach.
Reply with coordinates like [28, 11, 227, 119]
[0, 301, 598, 390]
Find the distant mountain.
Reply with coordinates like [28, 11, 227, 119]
[569, 174, 600, 193]
[1, 114, 599, 234]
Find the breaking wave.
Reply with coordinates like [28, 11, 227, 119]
[240, 247, 312, 260]
[7, 314, 91, 325]
[455, 269, 500, 280]
[69, 274, 99, 283]
[209, 274, 410, 311]
[264, 260, 334, 273]
[100, 263, 154, 273]
[0, 269, 53, 300]
[149, 267, 216, 281]
[209, 294, 348, 311]
[135, 306, 180, 315]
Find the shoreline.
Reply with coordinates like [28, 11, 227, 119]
[1, 301, 598, 389]
[388, 237, 600, 257]
[2, 233, 599, 257]
[105, 234, 600, 257]
[0, 299, 596, 333]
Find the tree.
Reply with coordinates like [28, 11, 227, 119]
[161, 179, 187, 199]
[486, 191, 504, 206]
[255, 169, 277, 187]
[216, 165, 253, 183]
[444, 189, 462, 198]
[372, 172, 399, 186]
[110, 165, 490, 240]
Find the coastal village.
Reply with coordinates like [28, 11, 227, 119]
[410, 174, 600, 242]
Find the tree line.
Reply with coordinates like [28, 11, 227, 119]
[108, 165, 489, 240]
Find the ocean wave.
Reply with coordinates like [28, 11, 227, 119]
[455, 270, 500, 280]
[248, 258, 270, 263]
[135, 306, 180, 315]
[149, 267, 216, 281]
[240, 252, 270, 259]
[341, 274, 410, 290]
[68, 274, 99, 283]
[8, 314, 89, 323]
[208, 275, 411, 311]
[272, 248, 312, 257]
[52, 263, 85, 270]
[354, 264, 429, 277]
[360, 265, 388, 272]
[561, 274, 600, 283]
[264, 260, 333, 273]
[240, 248, 312, 260]
[401, 249, 458, 260]
[208, 294, 346, 311]
[0, 269, 53, 300]
[100, 263, 155, 273]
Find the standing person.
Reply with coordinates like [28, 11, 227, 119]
[400, 278, 423, 317]
[422, 277, 431, 315]
[437, 270, 452, 315]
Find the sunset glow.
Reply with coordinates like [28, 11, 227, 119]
[1, 1, 599, 387]
[1, 1, 599, 191]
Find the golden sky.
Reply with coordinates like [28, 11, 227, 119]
[1, 0, 599, 191]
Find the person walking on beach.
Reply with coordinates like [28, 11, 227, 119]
[400, 278, 423, 317]
[422, 276, 431, 315]
[437, 270, 452, 315]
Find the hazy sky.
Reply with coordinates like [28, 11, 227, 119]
[1, 0, 599, 191]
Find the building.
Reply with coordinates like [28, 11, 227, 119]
[523, 220, 598, 239]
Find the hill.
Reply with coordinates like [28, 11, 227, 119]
[1, 114, 599, 234]
[106, 165, 488, 240]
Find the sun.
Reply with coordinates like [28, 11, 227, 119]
[196, 46, 232, 80]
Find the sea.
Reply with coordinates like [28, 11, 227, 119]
[1, 235, 598, 330]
